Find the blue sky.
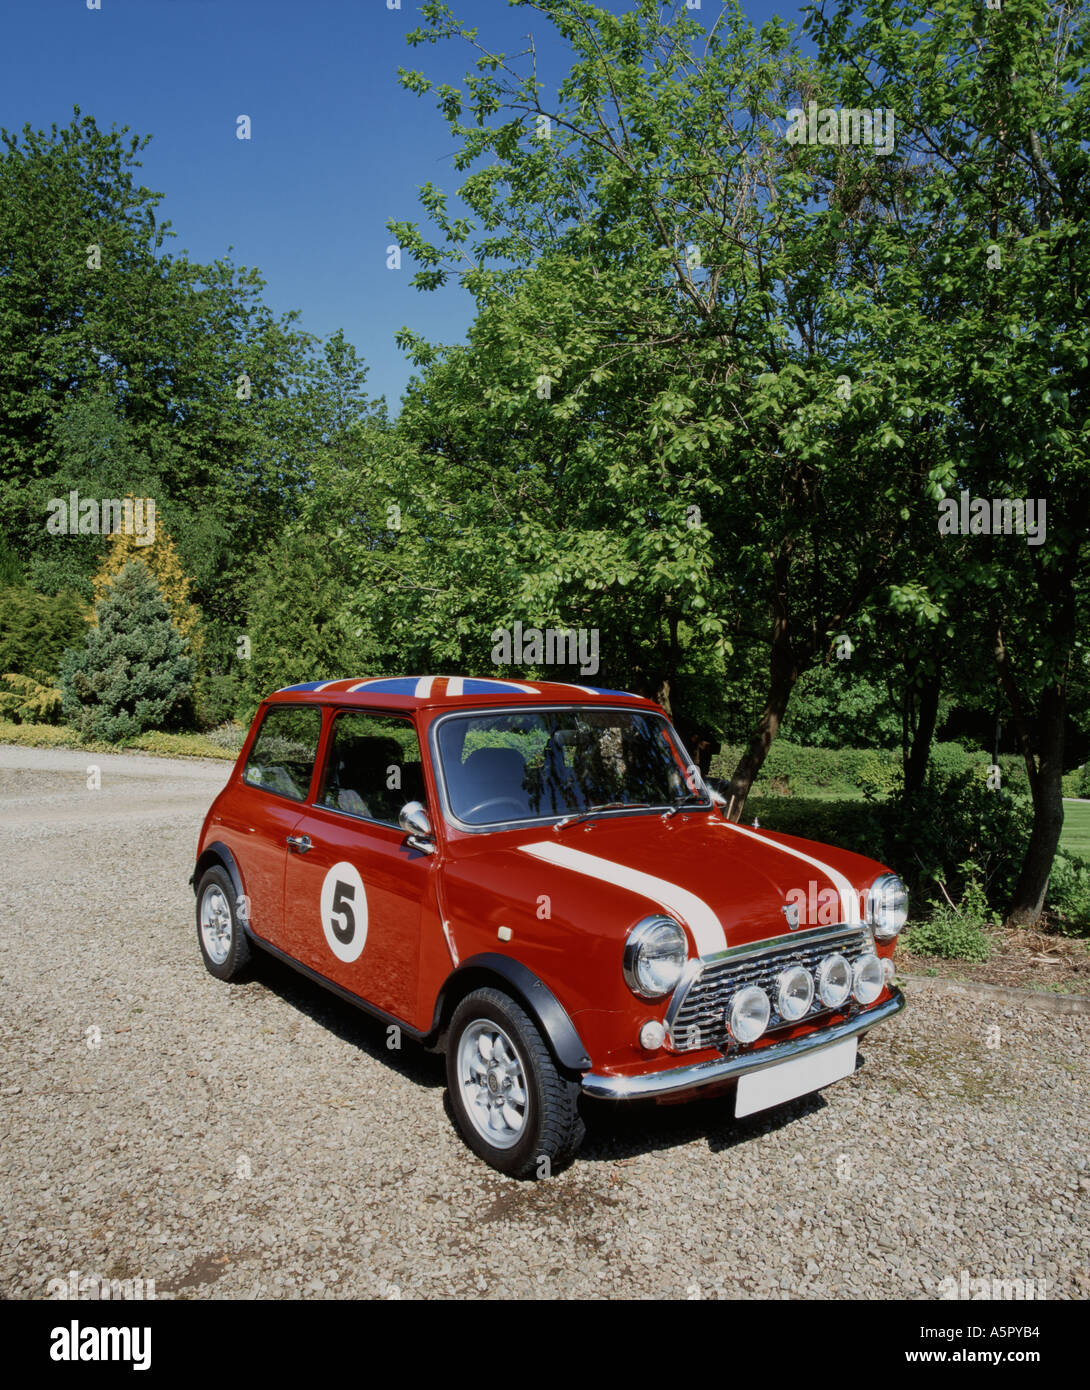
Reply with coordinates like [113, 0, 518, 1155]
[2, 0, 801, 411]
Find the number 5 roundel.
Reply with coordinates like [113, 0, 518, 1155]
[320, 862, 368, 963]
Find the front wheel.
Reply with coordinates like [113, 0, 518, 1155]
[446, 987, 585, 1178]
[196, 866, 251, 982]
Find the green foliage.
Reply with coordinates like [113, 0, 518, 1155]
[890, 775, 1033, 916]
[0, 109, 326, 665]
[1046, 851, 1090, 937]
[857, 751, 903, 803]
[204, 721, 247, 754]
[193, 671, 244, 730]
[781, 669, 901, 750]
[752, 765, 1032, 921]
[744, 796, 888, 852]
[0, 586, 88, 679]
[59, 561, 194, 742]
[904, 871, 997, 962]
[240, 528, 382, 716]
[0, 719, 234, 760]
[0, 671, 62, 724]
[902, 912, 995, 964]
[711, 741, 900, 799]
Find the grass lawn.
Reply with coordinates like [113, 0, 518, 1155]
[1061, 798, 1090, 862]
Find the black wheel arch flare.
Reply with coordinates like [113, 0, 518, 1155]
[191, 842, 245, 912]
[435, 954, 592, 1074]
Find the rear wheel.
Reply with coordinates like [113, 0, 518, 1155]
[446, 987, 585, 1178]
[196, 866, 251, 982]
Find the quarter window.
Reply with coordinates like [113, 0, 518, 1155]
[318, 711, 426, 826]
[242, 705, 323, 802]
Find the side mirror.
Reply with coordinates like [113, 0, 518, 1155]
[398, 800, 434, 854]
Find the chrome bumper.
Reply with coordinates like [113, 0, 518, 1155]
[581, 987, 905, 1101]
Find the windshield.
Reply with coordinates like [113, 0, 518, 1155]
[435, 706, 710, 827]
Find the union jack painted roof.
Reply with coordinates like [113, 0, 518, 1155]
[268, 675, 657, 711]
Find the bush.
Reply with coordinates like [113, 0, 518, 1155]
[193, 670, 244, 730]
[857, 750, 902, 802]
[751, 766, 1032, 922]
[205, 721, 247, 754]
[928, 741, 975, 783]
[1046, 851, 1090, 936]
[902, 874, 998, 961]
[0, 586, 88, 679]
[746, 796, 889, 851]
[0, 720, 235, 759]
[902, 909, 994, 961]
[0, 672, 62, 723]
[60, 561, 195, 742]
[709, 741, 898, 798]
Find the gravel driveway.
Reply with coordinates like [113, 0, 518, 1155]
[1, 744, 1087, 1300]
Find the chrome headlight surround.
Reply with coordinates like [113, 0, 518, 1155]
[866, 873, 909, 940]
[623, 915, 688, 1000]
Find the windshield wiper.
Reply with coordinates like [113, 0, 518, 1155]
[661, 790, 712, 818]
[553, 801, 653, 830]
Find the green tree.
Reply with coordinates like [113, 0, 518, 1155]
[0, 586, 87, 680]
[240, 528, 382, 714]
[60, 561, 194, 741]
[806, 0, 1090, 924]
[0, 109, 318, 665]
[390, 0, 936, 802]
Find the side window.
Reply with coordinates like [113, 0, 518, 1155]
[318, 711, 426, 827]
[243, 705, 323, 802]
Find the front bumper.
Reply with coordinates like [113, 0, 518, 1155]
[581, 987, 905, 1100]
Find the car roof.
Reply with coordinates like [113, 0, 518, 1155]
[266, 676, 663, 715]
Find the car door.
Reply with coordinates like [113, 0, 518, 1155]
[223, 702, 324, 948]
[282, 707, 436, 1025]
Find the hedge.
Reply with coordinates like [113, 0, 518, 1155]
[708, 740, 1041, 799]
[0, 721, 234, 760]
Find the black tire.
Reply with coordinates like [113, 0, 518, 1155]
[446, 987, 586, 1179]
[195, 865, 251, 982]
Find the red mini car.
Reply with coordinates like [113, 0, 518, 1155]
[192, 677, 906, 1177]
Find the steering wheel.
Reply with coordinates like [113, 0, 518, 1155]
[463, 796, 527, 822]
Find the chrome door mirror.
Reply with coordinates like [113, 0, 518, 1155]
[398, 801, 434, 854]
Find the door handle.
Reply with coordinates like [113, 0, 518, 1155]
[286, 834, 313, 853]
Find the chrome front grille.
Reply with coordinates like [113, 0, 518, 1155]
[666, 923, 873, 1052]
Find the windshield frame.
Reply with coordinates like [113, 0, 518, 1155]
[427, 702, 712, 834]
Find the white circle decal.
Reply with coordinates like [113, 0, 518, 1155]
[320, 861, 368, 963]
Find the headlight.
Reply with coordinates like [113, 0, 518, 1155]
[816, 953, 852, 1009]
[776, 965, 814, 1021]
[866, 873, 908, 939]
[623, 916, 688, 999]
[728, 985, 771, 1043]
[853, 952, 884, 1005]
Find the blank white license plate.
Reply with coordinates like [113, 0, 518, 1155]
[734, 1037, 857, 1118]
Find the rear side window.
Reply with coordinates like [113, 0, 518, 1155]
[318, 711, 426, 826]
[243, 705, 323, 802]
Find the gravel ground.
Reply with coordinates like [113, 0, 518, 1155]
[1, 745, 1087, 1300]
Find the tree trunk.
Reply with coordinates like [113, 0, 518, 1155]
[1005, 680, 1067, 928]
[725, 555, 801, 818]
[904, 666, 941, 794]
